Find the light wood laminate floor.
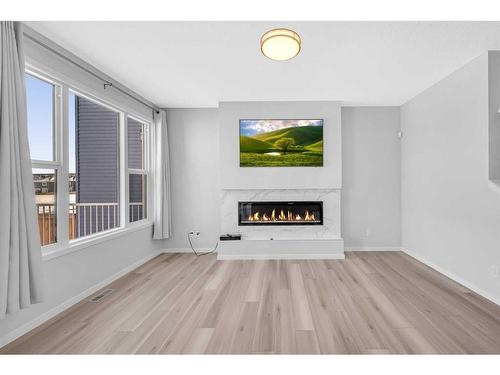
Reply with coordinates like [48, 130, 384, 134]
[2, 251, 500, 354]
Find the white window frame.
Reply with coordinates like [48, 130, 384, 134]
[126, 115, 151, 225]
[25, 66, 153, 260]
[27, 70, 63, 253]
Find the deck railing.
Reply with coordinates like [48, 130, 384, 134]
[37, 202, 143, 246]
[73, 203, 119, 238]
[37, 204, 57, 246]
[129, 202, 145, 223]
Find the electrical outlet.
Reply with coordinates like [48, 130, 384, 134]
[490, 265, 498, 279]
[189, 231, 200, 236]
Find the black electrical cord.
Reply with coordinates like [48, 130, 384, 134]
[187, 232, 218, 256]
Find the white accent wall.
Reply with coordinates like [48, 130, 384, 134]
[218, 101, 342, 251]
[401, 52, 500, 304]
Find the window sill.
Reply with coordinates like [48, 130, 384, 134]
[42, 220, 154, 262]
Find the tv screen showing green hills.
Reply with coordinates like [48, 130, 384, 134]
[239, 119, 324, 167]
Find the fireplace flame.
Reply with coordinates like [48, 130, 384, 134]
[246, 209, 317, 222]
[305, 210, 314, 221]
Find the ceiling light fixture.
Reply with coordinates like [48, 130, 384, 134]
[260, 28, 301, 61]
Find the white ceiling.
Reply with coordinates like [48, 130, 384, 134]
[26, 21, 500, 108]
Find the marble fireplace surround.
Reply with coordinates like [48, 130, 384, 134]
[220, 189, 341, 240]
[218, 188, 344, 260]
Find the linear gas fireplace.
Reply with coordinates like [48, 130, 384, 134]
[239, 201, 323, 226]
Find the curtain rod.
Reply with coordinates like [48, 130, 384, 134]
[23, 32, 160, 115]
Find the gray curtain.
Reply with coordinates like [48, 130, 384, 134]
[152, 109, 172, 239]
[0, 21, 44, 319]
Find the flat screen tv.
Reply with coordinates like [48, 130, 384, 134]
[239, 119, 323, 167]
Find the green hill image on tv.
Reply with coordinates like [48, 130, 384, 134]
[239, 119, 324, 167]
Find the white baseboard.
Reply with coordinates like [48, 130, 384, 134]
[402, 248, 500, 307]
[162, 247, 214, 254]
[345, 247, 402, 252]
[217, 253, 345, 260]
[0, 250, 163, 349]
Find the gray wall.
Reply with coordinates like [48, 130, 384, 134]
[161, 108, 221, 251]
[401, 52, 500, 303]
[488, 51, 500, 182]
[161, 106, 401, 250]
[342, 107, 401, 248]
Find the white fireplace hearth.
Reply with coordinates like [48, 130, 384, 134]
[217, 189, 344, 260]
[217, 239, 344, 260]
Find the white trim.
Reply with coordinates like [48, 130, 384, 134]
[31, 160, 61, 168]
[24, 61, 154, 123]
[0, 249, 163, 350]
[128, 169, 147, 175]
[58, 84, 70, 252]
[162, 247, 206, 254]
[43, 221, 153, 261]
[402, 247, 500, 307]
[126, 116, 151, 223]
[345, 246, 402, 252]
[29, 70, 63, 249]
[120, 112, 128, 229]
[69, 87, 121, 117]
[217, 253, 345, 260]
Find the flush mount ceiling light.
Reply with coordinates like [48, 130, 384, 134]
[260, 28, 301, 61]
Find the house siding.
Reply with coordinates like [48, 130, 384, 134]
[76, 96, 119, 203]
[75, 96, 119, 234]
[74, 98, 144, 232]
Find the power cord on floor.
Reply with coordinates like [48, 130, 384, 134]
[187, 232, 218, 256]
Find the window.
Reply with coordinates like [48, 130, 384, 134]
[25, 68, 151, 253]
[26, 73, 60, 247]
[127, 117, 148, 222]
[26, 74, 55, 161]
[69, 92, 120, 238]
[33, 168, 57, 246]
